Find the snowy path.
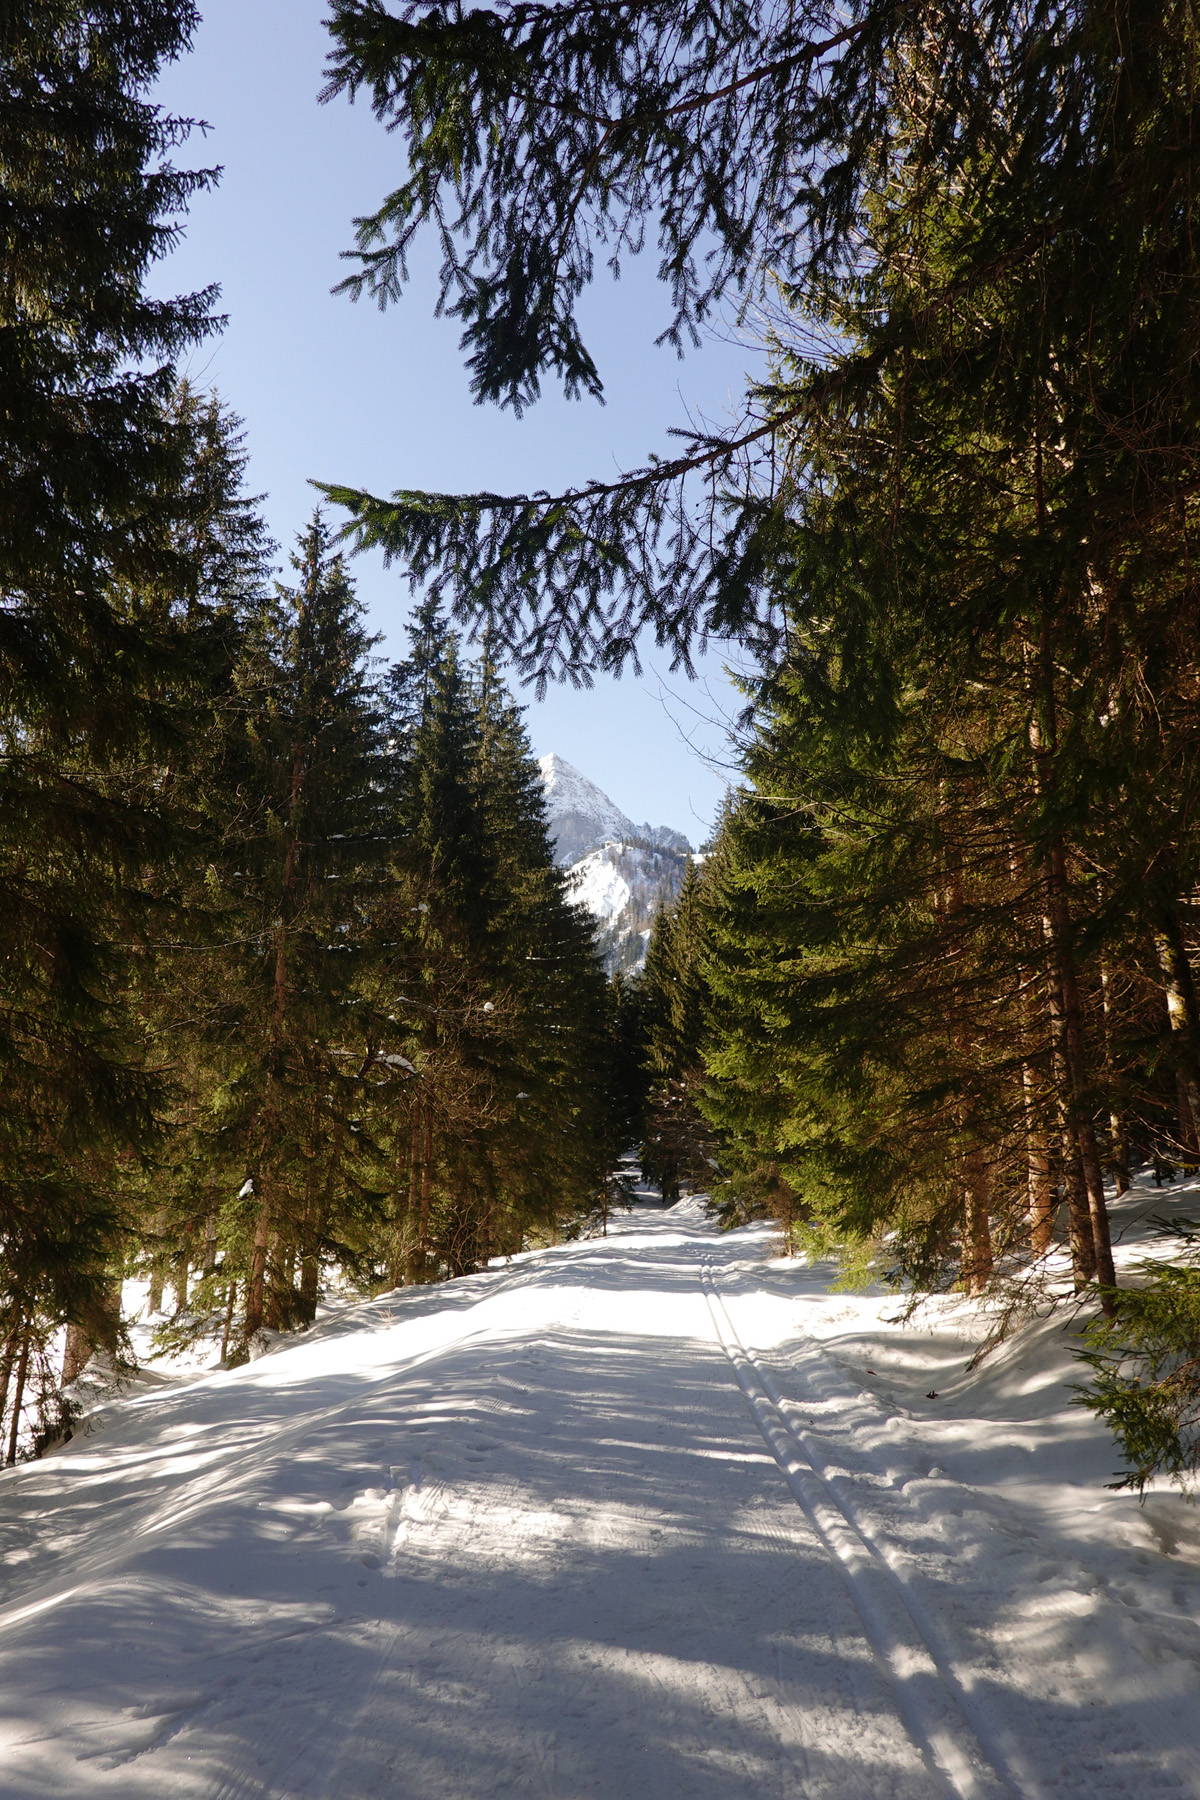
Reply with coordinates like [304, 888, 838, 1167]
[1, 1202, 1198, 1798]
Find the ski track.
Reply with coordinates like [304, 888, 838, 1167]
[701, 1262, 1009, 1800]
[0, 1202, 1197, 1798]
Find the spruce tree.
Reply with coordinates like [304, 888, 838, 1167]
[318, 0, 1200, 1492]
[319, 0, 1200, 702]
[638, 866, 716, 1202]
[156, 516, 389, 1354]
[0, 2, 222, 1446]
[1, 1, 218, 720]
[377, 625, 612, 1278]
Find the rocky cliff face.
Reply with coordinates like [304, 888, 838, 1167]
[538, 753, 693, 973]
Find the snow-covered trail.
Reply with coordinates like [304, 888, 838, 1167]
[1, 1202, 1198, 1799]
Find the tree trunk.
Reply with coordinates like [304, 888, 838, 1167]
[1177, 1068, 1200, 1169]
[1109, 1117, 1132, 1193]
[0, 1326, 20, 1443]
[418, 1110, 433, 1279]
[780, 1181, 796, 1258]
[6, 1329, 30, 1466]
[1041, 847, 1116, 1299]
[1015, 946, 1055, 1256]
[60, 1277, 122, 1388]
[299, 1156, 332, 1325]
[298, 1212, 322, 1323]
[480, 1160, 497, 1264]
[1026, 616, 1115, 1307]
[60, 1322, 93, 1387]
[220, 1280, 237, 1363]
[1098, 966, 1130, 1194]
[271, 736, 306, 1058]
[263, 1230, 285, 1332]
[403, 1103, 423, 1284]
[1154, 920, 1200, 1163]
[942, 863, 994, 1293]
[245, 1201, 271, 1339]
[1021, 1063, 1055, 1255]
[1049, 1019, 1097, 1289]
[257, 718, 308, 1334]
[148, 1209, 166, 1313]
[961, 1149, 993, 1295]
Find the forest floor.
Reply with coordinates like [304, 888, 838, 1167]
[2, 1182, 1200, 1798]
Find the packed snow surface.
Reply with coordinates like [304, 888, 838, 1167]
[3, 1193, 1200, 1798]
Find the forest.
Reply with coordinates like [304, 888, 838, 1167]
[3, 0, 1199, 1493]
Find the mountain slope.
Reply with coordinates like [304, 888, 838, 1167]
[538, 752, 693, 972]
[565, 838, 691, 974]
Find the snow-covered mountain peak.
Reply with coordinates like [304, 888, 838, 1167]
[537, 753, 635, 864]
[538, 753, 695, 972]
[537, 752, 692, 867]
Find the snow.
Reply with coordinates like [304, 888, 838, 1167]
[2, 1186, 1200, 1797]
[565, 847, 633, 922]
[537, 753, 694, 971]
[564, 837, 692, 973]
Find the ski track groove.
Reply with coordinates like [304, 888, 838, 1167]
[723, 1268, 1183, 1797]
[746, 1337, 1078, 1799]
[701, 1259, 1016, 1800]
[301, 1302, 926, 1800]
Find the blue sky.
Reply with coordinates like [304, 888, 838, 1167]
[149, 1, 761, 843]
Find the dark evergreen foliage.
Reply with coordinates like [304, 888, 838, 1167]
[637, 866, 718, 1202]
[316, 0, 1200, 1486]
[1076, 1243, 1200, 1495]
[0, 0, 228, 1453]
[375, 619, 615, 1283]
[1, 0, 220, 725]
[140, 529, 619, 1361]
[319, 0, 1200, 697]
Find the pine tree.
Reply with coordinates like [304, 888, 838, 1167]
[318, 0, 1200, 706]
[376, 626, 613, 1279]
[318, 0, 1200, 1494]
[151, 516, 390, 1356]
[1076, 1241, 1200, 1496]
[638, 865, 717, 1202]
[1, 1, 218, 721]
[680, 11, 1196, 1311]
[0, 2, 223, 1450]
